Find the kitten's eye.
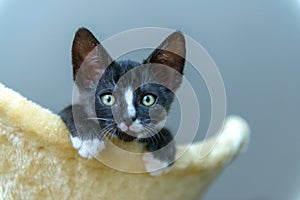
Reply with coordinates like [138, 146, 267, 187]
[100, 93, 115, 106]
[141, 94, 156, 107]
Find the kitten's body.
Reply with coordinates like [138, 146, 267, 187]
[59, 28, 185, 175]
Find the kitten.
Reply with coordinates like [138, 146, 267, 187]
[59, 28, 185, 175]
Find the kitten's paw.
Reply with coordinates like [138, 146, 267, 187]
[71, 136, 105, 159]
[71, 136, 83, 149]
[142, 153, 172, 176]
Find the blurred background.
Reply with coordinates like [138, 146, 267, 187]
[0, 0, 299, 199]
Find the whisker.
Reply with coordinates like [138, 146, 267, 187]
[101, 125, 114, 135]
[87, 117, 114, 121]
[149, 124, 166, 144]
[144, 125, 159, 146]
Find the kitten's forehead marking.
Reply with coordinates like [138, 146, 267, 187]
[124, 87, 136, 118]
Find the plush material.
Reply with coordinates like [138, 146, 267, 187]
[0, 83, 250, 200]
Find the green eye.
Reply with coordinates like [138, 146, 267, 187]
[142, 94, 156, 106]
[100, 93, 115, 106]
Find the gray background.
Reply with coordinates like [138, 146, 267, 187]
[0, 0, 300, 199]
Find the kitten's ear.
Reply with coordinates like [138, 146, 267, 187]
[72, 28, 113, 89]
[145, 31, 186, 90]
[145, 31, 186, 74]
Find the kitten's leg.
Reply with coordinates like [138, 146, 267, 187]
[59, 105, 105, 159]
[139, 128, 176, 176]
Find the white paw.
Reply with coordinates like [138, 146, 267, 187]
[71, 136, 105, 159]
[71, 136, 82, 149]
[142, 153, 172, 176]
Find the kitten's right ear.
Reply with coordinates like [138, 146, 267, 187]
[72, 28, 112, 89]
[145, 31, 186, 91]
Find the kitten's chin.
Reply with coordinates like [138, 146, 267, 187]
[123, 130, 143, 138]
[114, 130, 136, 142]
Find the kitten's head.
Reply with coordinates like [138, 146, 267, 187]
[72, 28, 185, 140]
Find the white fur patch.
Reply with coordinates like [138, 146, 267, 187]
[118, 122, 128, 132]
[125, 88, 136, 117]
[142, 153, 171, 176]
[71, 136, 82, 149]
[71, 137, 105, 159]
[129, 119, 143, 133]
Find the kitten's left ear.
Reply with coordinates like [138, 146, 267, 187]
[145, 31, 186, 90]
[72, 28, 113, 89]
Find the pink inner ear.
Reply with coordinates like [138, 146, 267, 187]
[71, 28, 113, 90]
[155, 50, 185, 74]
[145, 31, 186, 74]
[75, 46, 113, 89]
[72, 28, 101, 80]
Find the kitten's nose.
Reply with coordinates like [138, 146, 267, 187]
[124, 116, 137, 126]
[124, 119, 133, 127]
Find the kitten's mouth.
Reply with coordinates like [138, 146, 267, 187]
[118, 122, 143, 132]
[116, 122, 146, 138]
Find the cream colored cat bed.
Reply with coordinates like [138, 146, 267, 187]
[0, 83, 250, 200]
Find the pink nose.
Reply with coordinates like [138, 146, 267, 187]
[124, 119, 133, 127]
